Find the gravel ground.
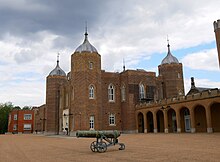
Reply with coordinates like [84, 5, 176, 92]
[0, 133, 220, 162]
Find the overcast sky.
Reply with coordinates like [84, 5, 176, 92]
[0, 0, 220, 107]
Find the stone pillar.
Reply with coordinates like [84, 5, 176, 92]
[176, 110, 181, 133]
[135, 112, 139, 133]
[143, 112, 147, 133]
[206, 107, 213, 133]
[153, 112, 158, 133]
[189, 109, 196, 133]
[163, 110, 168, 133]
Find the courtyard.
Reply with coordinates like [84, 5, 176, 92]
[0, 133, 219, 162]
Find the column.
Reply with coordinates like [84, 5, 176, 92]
[143, 112, 147, 133]
[189, 109, 195, 133]
[153, 112, 158, 133]
[163, 110, 168, 133]
[206, 107, 213, 133]
[176, 110, 181, 133]
[135, 112, 139, 133]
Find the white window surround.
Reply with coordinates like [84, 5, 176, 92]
[13, 124, 17, 130]
[109, 114, 115, 126]
[139, 84, 145, 99]
[121, 85, 126, 102]
[14, 114, 17, 120]
[89, 85, 95, 99]
[24, 114, 32, 120]
[90, 116, 94, 129]
[108, 84, 115, 102]
[89, 62, 93, 69]
[23, 124, 32, 130]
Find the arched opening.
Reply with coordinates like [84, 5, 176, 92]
[138, 112, 144, 133]
[194, 105, 207, 132]
[210, 102, 220, 132]
[180, 107, 191, 133]
[156, 110, 164, 133]
[167, 108, 177, 133]
[147, 111, 154, 133]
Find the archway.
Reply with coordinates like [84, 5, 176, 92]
[138, 112, 144, 133]
[180, 107, 191, 133]
[194, 105, 207, 132]
[147, 111, 154, 132]
[210, 102, 220, 132]
[156, 110, 164, 133]
[167, 108, 177, 133]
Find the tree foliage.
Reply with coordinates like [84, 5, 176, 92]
[0, 102, 14, 134]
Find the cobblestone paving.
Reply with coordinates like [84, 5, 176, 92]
[0, 133, 220, 162]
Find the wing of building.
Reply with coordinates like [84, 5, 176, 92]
[32, 23, 220, 136]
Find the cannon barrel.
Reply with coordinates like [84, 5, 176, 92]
[76, 130, 121, 138]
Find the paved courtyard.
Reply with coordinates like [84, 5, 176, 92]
[0, 133, 220, 162]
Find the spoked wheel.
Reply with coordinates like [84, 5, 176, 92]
[119, 143, 125, 150]
[90, 141, 98, 152]
[97, 141, 107, 153]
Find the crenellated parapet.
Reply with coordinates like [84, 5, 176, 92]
[136, 88, 220, 110]
[214, 19, 220, 31]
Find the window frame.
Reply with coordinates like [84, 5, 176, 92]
[139, 84, 145, 99]
[89, 85, 95, 99]
[121, 85, 126, 102]
[89, 116, 95, 130]
[23, 124, 32, 130]
[14, 114, 17, 120]
[108, 84, 115, 102]
[109, 114, 115, 126]
[24, 114, 32, 120]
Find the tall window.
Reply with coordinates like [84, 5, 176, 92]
[139, 84, 145, 99]
[89, 85, 95, 99]
[121, 85, 126, 102]
[13, 124, 17, 130]
[89, 62, 93, 69]
[24, 114, 32, 120]
[109, 114, 115, 125]
[14, 114, 17, 120]
[89, 116, 94, 129]
[108, 84, 115, 102]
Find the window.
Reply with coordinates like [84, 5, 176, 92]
[139, 84, 145, 99]
[89, 85, 95, 99]
[146, 86, 155, 100]
[24, 114, 32, 120]
[89, 62, 93, 69]
[178, 73, 181, 78]
[14, 114, 17, 120]
[121, 85, 126, 102]
[24, 124, 32, 130]
[109, 114, 115, 125]
[108, 84, 115, 102]
[89, 116, 94, 129]
[13, 124, 17, 130]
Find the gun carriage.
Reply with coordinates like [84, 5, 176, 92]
[76, 130, 125, 153]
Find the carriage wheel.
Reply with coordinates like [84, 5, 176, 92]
[119, 143, 125, 150]
[90, 141, 98, 152]
[97, 141, 107, 153]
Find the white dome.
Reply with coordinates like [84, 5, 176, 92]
[161, 44, 179, 65]
[75, 32, 98, 53]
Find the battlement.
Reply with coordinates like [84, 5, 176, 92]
[136, 88, 220, 109]
[214, 19, 220, 31]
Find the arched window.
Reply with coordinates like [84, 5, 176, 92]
[139, 84, 145, 99]
[89, 85, 95, 99]
[121, 85, 126, 102]
[108, 84, 115, 102]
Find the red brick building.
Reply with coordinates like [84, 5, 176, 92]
[34, 20, 220, 136]
[8, 109, 35, 134]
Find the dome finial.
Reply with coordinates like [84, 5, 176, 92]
[57, 52, 60, 64]
[85, 21, 88, 37]
[167, 35, 170, 53]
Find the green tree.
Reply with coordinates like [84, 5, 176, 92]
[0, 102, 14, 134]
[22, 106, 32, 110]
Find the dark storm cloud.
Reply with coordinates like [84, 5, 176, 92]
[0, 0, 107, 39]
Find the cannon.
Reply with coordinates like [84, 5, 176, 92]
[76, 130, 125, 153]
